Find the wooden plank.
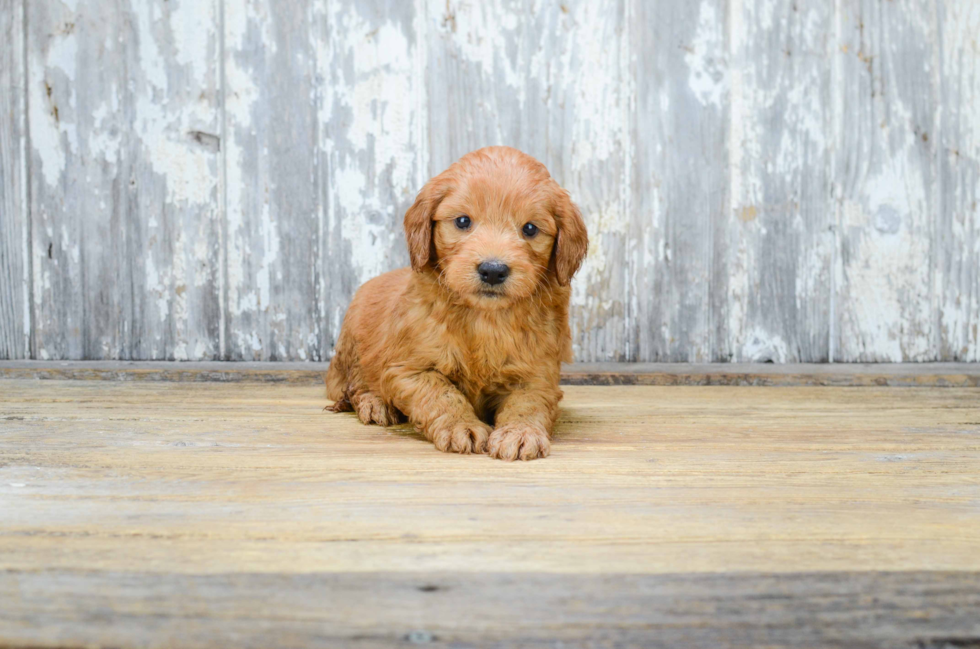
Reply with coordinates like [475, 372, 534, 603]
[630, 0, 730, 362]
[937, 1, 980, 362]
[223, 0, 320, 361]
[833, 0, 939, 361]
[2, 570, 979, 648]
[315, 0, 422, 355]
[0, 0, 29, 359]
[2, 380, 978, 645]
[425, 0, 630, 361]
[1, 381, 978, 575]
[2, 360, 980, 387]
[727, 0, 834, 362]
[27, 0, 223, 361]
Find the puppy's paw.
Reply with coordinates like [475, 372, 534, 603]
[353, 392, 402, 427]
[429, 420, 491, 455]
[488, 424, 551, 461]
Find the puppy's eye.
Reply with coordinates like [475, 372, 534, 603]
[522, 223, 539, 238]
[454, 215, 472, 230]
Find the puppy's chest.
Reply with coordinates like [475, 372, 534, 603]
[440, 321, 544, 390]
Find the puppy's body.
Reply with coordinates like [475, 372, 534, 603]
[326, 147, 587, 460]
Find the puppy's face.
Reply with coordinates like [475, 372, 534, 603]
[405, 147, 588, 310]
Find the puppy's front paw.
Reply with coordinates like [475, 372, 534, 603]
[353, 392, 402, 427]
[488, 424, 551, 461]
[429, 420, 491, 455]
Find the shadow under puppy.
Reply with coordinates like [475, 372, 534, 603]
[326, 146, 588, 461]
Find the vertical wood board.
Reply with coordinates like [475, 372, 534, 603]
[0, 0, 30, 359]
[27, 0, 222, 360]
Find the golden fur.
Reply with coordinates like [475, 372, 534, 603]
[325, 146, 588, 460]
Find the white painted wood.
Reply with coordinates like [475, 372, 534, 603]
[727, 0, 834, 362]
[937, 1, 980, 362]
[0, 0, 29, 359]
[26, 0, 222, 360]
[223, 0, 321, 360]
[3, 0, 978, 362]
[315, 0, 422, 356]
[630, 0, 730, 362]
[833, 0, 939, 362]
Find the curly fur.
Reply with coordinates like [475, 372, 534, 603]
[325, 146, 588, 461]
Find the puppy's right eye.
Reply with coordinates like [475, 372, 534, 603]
[454, 215, 472, 230]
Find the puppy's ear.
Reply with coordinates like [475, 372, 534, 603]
[404, 175, 451, 271]
[551, 187, 589, 286]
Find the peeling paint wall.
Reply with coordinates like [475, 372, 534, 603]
[1, 0, 978, 362]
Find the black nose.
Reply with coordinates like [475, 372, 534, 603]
[477, 260, 510, 286]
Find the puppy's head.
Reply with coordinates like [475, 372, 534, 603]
[404, 147, 588, 309]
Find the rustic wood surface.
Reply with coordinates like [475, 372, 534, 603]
[1, 380, 979, 646]
[2, 0, 978, 363]
[835, 0, 936, 363]
[2, 360, 980, 386]
[937, 2, 980, 362]
[26, 0, 223, 361]
[2, 570, 979, 649]
[0, 0, 28, 360]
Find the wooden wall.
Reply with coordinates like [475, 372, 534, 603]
[0, 0, 977, 362]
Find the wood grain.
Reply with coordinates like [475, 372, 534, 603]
[937, 1, 980, 362]
[2, 570, 979, 648]
[1, 380, 979, 647]
[833, 0, 939, 362]
[727, 0, 834, 362]
[630, 0, 730, 362]
[27, 0, 223, 361]
[223, 0, 320, 361]
[1, 381, 978, 575]
[0, 0, 29, 359]
[3, 0, 980, 363]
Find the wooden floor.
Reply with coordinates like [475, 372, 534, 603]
[2, 378, 979, 647]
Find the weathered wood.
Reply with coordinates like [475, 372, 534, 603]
[0, 0, 29, 359]
[630, 0, 730, 362]
[315, 0, 421, 355]
[7, 0, 980, 363]
[2, 360, 980, 387]
[2, 570, 979, 648]
[426, 0, 630, 361]
[937, 1, 980, 362]
[1, 380, 979, 646]
[27, 0, 223, 361]
[223, 0, 320, 361]
[833, 0, 939, 361]
[727, 0, 834, 362]
[2, 381, 979, 575]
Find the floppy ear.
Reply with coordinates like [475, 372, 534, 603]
[404, 175, 451, 271]
[552, 187, 589, 286]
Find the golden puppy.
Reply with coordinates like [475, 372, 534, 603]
[325, 146, 588, 460]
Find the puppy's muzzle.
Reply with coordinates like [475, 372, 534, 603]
[477, 260, 510, 286]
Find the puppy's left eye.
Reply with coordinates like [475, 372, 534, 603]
[522, 223, 538, 238]
[454, 215, 472, 230]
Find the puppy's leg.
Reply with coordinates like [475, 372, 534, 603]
[383, 368, 490, 454]
[488, 383, 562, 461]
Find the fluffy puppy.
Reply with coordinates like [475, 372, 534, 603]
[325, 146, 588, 461]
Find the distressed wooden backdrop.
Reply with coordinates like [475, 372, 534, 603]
[0, 0, 978, 363]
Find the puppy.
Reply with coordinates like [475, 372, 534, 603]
[325, 146, 588, 461]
